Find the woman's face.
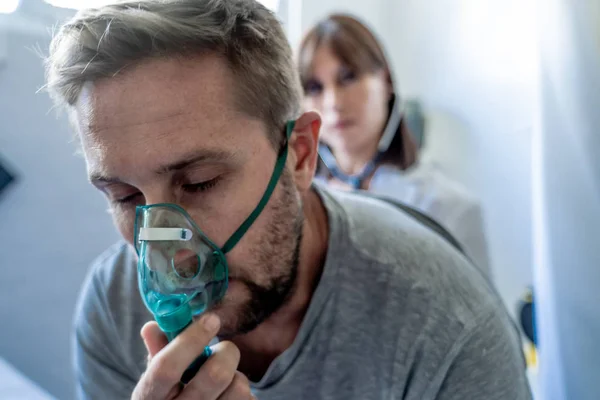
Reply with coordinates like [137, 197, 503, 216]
[303, 44, 391, 153]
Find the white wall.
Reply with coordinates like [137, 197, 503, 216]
[0, 2, 120, 399]
[535, 0, 600, 398]
[300, 0, 537, 315]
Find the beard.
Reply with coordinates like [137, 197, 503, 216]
[225, 230, 301, 337]
[215, 169, 304, 338]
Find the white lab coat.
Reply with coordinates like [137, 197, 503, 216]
[368, 161, 491, 278]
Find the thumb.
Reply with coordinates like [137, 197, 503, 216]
[141, 321, 169, 359]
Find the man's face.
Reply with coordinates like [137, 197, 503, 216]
[74, 55, 304, 337]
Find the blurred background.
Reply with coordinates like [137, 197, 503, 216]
[0, 0, 598, 399]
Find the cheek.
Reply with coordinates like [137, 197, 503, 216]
[187, 156, 277, 249]
[303, 98, 318, 112]
[339, 84, 370, 115]
[223, 173, 299, 274]
[359, 85, 388, 125]
[112, 208, 136, 245]
[185, 210, 232, 247]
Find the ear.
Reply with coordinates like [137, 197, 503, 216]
[287, 111, 322, 194]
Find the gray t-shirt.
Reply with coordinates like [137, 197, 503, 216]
[73, 186, 531, 399]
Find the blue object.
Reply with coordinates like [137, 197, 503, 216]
[518, 289, 537, 346]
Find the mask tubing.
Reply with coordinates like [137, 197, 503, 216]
[221, 120, 295, 253]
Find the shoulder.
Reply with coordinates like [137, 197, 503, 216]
[372, 163, 484, 225]
[318, 185, 504, 334]
[77, 242, 145, 320]
[74, 241, 149, 375]
[321, 185, 462, 268]
[82, 241, 137, 292]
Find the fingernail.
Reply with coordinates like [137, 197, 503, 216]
[203, 313, 220, 331]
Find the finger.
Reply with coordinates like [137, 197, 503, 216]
[217, 371, 255, 400]
[144, 313, 220, 392]
[141, 321, 169, 359]
[178, 341, 241, 400]
[131, 373, 181, 400]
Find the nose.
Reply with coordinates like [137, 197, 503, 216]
[322, 85, 343, 113]
[142, 186, 177, 207]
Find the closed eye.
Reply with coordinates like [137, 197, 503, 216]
[182, 176, 221, 193]
[114, 192, 142, 205]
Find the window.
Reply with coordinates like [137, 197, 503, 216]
[0, 0, 20, 14]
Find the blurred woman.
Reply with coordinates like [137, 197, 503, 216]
[299, 14, 491, 277]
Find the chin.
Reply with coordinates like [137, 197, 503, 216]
[208, 279, 254, 337]
[325, 127, 360, 146]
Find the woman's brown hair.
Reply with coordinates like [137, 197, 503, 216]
[298, 14, 417, 171]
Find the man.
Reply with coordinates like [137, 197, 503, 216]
[46, 1, 531, 399]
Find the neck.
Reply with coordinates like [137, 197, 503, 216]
[329, 139, 379, 176]
[231, 189, 329, 381]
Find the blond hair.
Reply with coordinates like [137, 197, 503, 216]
[45, 0, 301, 146]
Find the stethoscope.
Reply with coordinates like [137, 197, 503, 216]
[318, 96, 402, 190]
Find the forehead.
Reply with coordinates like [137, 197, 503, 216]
[308, 45, 345, 76]
[77, 54, 238, 138]
[73, 55, 261, 176]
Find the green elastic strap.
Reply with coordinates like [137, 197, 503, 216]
[221, 120, 295, 254]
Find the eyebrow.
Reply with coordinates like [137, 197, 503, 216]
[89, 149, 236, 186]
[155, 149, 236, 174]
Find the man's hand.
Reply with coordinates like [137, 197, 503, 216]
[132, 313, 254, 400]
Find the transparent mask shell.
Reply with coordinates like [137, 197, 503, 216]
[134, 204, 228, 325]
